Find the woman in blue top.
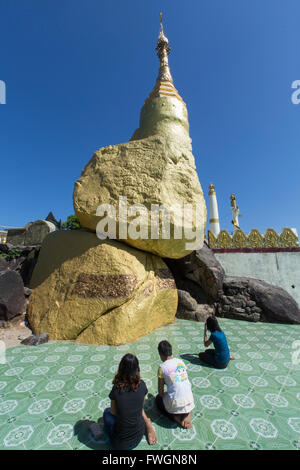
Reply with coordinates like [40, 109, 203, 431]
[199, 316, 234, 369]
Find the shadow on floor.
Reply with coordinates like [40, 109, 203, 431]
[180, 353, 214, 369]
[144, 393, 160, 421]
[73, 417, 111, 450]
[145, 393, 184, 430]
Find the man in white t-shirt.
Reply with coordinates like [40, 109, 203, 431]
[155, 340, 194, 429]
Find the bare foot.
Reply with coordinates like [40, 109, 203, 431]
[173, 413, 192, 429]
[145, 418, 157, 445]
[230, 354, 235, 360]
[182, 414, 192, 429]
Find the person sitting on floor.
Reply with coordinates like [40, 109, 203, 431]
[102, 353, 157, 450]
[199, 316, 234, 369]
[155, 340, 195, 429]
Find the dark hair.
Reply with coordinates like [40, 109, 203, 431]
[158, 340, 172, 358]
[113, 353, 141, 392]
[206, 316, 222, 333]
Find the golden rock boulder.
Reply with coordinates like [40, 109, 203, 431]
[73, 20, 206, 259]
[73, 121, 206, 259]
[27, 230, 177, 345]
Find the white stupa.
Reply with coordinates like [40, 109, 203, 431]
[208, 183, 220, 237]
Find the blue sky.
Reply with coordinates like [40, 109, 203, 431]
[1, 0, 299, 236]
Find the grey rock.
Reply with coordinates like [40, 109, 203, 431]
[0, 270, 26, 321]
[221, 295, 231, 305]
[7, 220, 56, 247]
[21, 333, 49, 346]
[232, 299, 244, 308]
[176, 304, 212, 323]
[24, 287, 32, 297]
[252, 313, 261, 322]
[1, 246, 40, 287]
[176, 309, 197, 321]
[195, 310, 211, 322]
[216, 303, 223, 315]
[186, 242, 225, 300]
[231, 307, 246, 314]
[248, 278, 300, 324]
[196, 303, 214, 316]
[252, 306, 262, 313]
[177, 289, 198, 311]
[226, 310, 259, 322]
[235, 293, 247, 301]
[165, 241, 225, 301]
[176, 279, 208, 304]
[215, 274, 300, 325]
[19, 249, 40, 287]
[0, 258, 9, 272]
[223, 277, 249, 294]
[226, 289, 236, 296]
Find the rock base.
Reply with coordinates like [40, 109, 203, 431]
[28, 230, 178, 345]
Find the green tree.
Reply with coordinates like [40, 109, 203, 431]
[0, 248, 22, 260]
[62, 214, 81, 230]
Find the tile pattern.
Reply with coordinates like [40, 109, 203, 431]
[0, 319, 300, 450]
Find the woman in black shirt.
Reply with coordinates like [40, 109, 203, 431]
[103, 353, 157, 450]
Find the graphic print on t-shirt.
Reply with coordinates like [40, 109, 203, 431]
[166, 362, 188, 384]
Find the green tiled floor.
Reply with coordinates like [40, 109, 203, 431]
[0, 318, 300, 450]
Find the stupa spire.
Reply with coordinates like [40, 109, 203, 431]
[145, 13, 183, 104]
[156, 12, 173, 83]
[131, 13, 190, 141]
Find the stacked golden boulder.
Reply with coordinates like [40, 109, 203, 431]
[28, 20, 206, 345]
